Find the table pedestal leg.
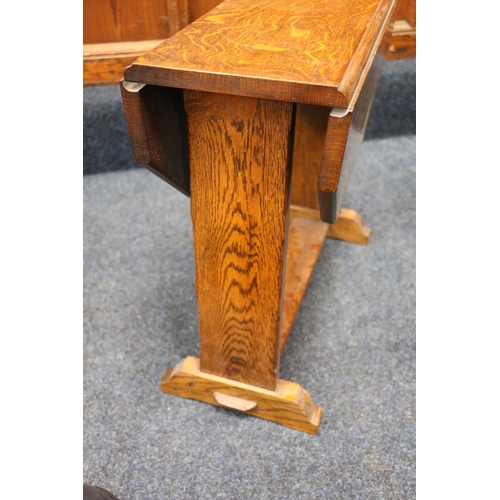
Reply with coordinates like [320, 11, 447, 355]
[160, 90, 322, 433]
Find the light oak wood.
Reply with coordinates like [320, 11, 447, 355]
[84, 56, 139, 85]
[83, 0, 414, 85]
[161, 357, 323, 434]
[117, 0, 400, 434]
[84, 40, 167, 85]
[84, 40, 167, 58]
[213, 392, 257, 411]
[390, 19, 415, 36]
[327, 208, 371, 244]
[185, 90, 294, 390]
[291, 206, 371, 245]
[281, 216, 329, 351]
[125, 0, 397, 107]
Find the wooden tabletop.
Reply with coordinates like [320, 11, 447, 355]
[124, 0, 395, 107]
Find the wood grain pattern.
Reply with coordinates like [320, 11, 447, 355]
[280, 216, 329, 351]
[83, 0, 414, 86]
[125, 0, 397, 107]
[317, 112, 353, 223]
[290, 104, 331, 210]
[84, 40, 166, 85]
[161, 356, 322, 434]
[85, 56, 139, 85]
[84, 0, 188, 44]
[290, 206, 371, 245]
[185, 90, 294, 390]
[121, 82, 190, 195]
[318, 31, 390, 223]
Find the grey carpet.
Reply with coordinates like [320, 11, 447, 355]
[83, 59, 416, 499]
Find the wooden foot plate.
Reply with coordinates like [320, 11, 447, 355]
[290, 205, 371, 245]
[160, 357, 323, 434]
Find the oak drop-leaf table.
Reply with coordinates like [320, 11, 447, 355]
[121, 0, 397, 434]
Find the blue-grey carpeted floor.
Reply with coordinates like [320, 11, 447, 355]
[83, 58, 416, 499]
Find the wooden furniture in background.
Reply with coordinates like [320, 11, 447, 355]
[387, 0, 416, 59]
[121, 0, 396, 434]
[84, 0, 415, 85]
[84, 0, 191, 85]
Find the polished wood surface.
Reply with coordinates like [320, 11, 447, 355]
[290, 104, 331, 211]
[318, 36, 389, 223]
[116, 0, 401, 433]
[186, 90, 294, 390]
[161, 357, 322, 434]
[121, 82, 190, 195]
[83, 0, 414, 86]
[85, 56, 139, 86]
[280, 216, 329, 351]
[291, 206, 371, 245]
[84, 0, 189, 44]
[125, 0, 397, 107]
[84, 40, 165, 85]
